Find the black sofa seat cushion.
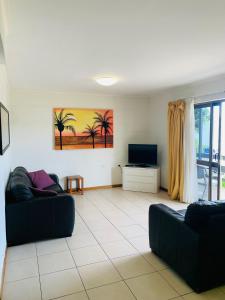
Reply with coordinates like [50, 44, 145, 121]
[184, 200, 225, 231]
[30, 187, 57, 196]
[44, 183, 64, 193]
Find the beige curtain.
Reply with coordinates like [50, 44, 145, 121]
[168, 100, 185, 201]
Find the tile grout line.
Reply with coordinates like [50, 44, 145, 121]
[85, 279, 126, 294]
[35, 243, 44, 300]
[36, 266, 80, 277]
[35, 249, 71, 258]
[6, 254, 37, 264]
[65, 237, 90, 300]
[159, 271, 194, 297]
[4, 274, 38, 285]
[49, 291, 89, 300]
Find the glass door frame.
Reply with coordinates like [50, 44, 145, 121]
[195, 100, 223, 200]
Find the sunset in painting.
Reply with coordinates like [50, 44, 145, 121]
[54, 108, 113, 150]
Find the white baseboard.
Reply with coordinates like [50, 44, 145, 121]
[0, 247, 7, 300]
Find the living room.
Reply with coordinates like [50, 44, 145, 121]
[1, 1, 225, 300]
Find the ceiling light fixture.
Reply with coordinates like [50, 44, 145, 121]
[95, 76, 118, 86]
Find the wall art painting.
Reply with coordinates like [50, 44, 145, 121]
[54, 108, 113, 150]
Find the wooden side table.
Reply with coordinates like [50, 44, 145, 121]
[66, 175, 84, 195]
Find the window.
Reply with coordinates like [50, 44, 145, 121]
[194, 101, 224, 200]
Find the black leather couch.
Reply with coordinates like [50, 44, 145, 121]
[6, 167, 75, 246]
[149, 201, 225, 293]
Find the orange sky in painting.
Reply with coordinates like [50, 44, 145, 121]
[54, 108, 113, 136]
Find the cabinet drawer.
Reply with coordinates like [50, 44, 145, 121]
[123, 168, 156, 177]
[123, 182, 157, 193]
[124, 175, 155, 184]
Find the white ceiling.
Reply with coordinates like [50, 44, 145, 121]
[2, 0, 225, 96]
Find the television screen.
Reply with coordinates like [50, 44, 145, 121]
[128, 144, 157, 165]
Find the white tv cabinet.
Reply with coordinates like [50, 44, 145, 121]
[122, 166, 160, 193]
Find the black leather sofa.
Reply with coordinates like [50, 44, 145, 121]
[149, 201, 225, 293]
[6, 167, 75, 246]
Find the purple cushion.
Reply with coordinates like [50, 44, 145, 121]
[30, 187, 57, 197]
[28, 170, 55, 189]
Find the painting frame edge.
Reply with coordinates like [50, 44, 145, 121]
[0, 102, 10, 155]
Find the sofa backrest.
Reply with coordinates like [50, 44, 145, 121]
[6, 167, 34, 203]
[184, 200, 225, 232]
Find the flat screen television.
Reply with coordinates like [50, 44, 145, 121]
[128, 144, 157, 166]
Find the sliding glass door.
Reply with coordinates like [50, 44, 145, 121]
[194, 101, 223, 200]
[195, 105, 210, 200]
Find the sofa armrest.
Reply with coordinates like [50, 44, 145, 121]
[48, 173, 59, 184]
[149, 204, 199, 274]
[32, 193, 73, 207]
[149, 204, 185, 250]
[33, 193, 75, 237]
[6, 193, 75, 246]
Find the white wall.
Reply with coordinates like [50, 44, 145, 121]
[0, 64, 10, 290]
[148, 74, 225, 189]
[11, 89, 151, 188]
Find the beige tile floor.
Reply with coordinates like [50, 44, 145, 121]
[2, 188, 225, 300]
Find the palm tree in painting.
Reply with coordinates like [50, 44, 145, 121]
[54, 109, 76, 150]
[94, 110, 112, 148]
[83, 124, 99, 148]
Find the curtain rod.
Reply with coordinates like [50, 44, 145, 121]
[179, 90, 225, 102]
